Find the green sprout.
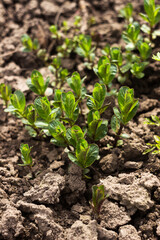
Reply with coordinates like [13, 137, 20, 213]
[21, 34, 39, 52]
[90, 185, 107, 220]
[152, 52, 160, 61]
[27, 70, 51, 96]
[49, 57, 69, 88]
[111, 86, 139, 147]
[75, 34, 95, 69]
[94, 56, 117, 92]
[144, 115, 160, 154]
[140, 0, 160, 42]
[119, 3, 133, 24]
[19, 144, 35, 177]
[0, 83, 12, 107]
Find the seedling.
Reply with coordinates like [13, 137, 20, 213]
[61, 91, 80, 126]
[49, 25, 62, 40]
[49, 57, 69, 88]
[111, 86, 139, 147]
[87, 110, 108, 141]
[75, 34, 95, 69]
[0, 83, 12, 107]
[68, 139, 99, 177]
[140, 0, 160, 42]
[19, 144, 35, 178]
[87, 83, 109, 114]
[94, 56, 117, 91]
[90, 185, 107, 220]
[143, 135, 160, 154]
[27, 70, 50, 96]
[144, 115, 160, 154]
[122, 22, 142, 50]
[67, 72, 86, 99]
[21, 34, 39, 52]
[152, 52, 160, 61]
[119, 3, 133, 24]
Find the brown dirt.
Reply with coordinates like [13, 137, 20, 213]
[0, 0, 160, 240]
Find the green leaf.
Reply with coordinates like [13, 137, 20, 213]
[49, 120, 67, 146]
[62, 92, 79, 122]
[67, 72, 82, 98]
[20, 144, 33, 166]
[84, 144, 99, 168]
[21, 34, 33, 52]
[111, 115, 120, 133]
[10, 90, 26, 113]
[34, 96, 51, 122]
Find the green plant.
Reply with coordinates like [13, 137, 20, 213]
[0, 83, 12, 107]
[21, 34, 39, 52]
[27, 70, 51, 96]
[143, 115, 160, 154]
[140, 0, 160, 42]
[75, 34, 95, 69]
[111, 86, 139, 147]
[49, 57, 69, 88]
[19, 144, 35, 177]
[119, 3, 133, 24]
[90, 185, 107, 220]
[152, 52, 160, 61]
[94, 56, 117, 92]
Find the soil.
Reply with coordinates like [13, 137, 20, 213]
[0, 0, 160, 240]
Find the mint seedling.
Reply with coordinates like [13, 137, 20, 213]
[111, 86, 139, 147]
[21, 34, 39, 52]
[140, 0, 160, 42]
[137, 41, 152, 60]
[144, 135, 160, 155]
[94, 56, 117, 91]
[75, 34, 95, 69]
[87, 110, 108, 141]
[130, 61, 148, 79]
[61, 92, 79, 126]
[90, 185, 107, 220]
[68, 139, 99, 177]
[49, 57, 69, 88]
[27, 70, 50, 96]
[0, 83, 12, 107]
[87, 83, 109, 114]
[67, 72, 86, 99]
[122, 22, 141, 50]
[50, 25, 61, 40]
[119, 3, 133, 24]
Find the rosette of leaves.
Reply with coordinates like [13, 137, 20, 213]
[87, 110, 108, 141]
[61, 91, 80, 126]
[75, 34, 95, 69]
[111, 86, 139, 147]
[119, 3, 133, 24]
[67, 72, 86, 99]
[0, 83, 12, 107]
[27, 70, 51, 96]
[68, 139, 99, 177]
[21, 34, 39, 52]
[122, 22, 142, 50]
[87, 83, 110, 114]
[140, 0, 160, 42]
[94, 56, 117, 90]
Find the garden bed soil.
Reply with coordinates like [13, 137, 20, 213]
[0, 0, 160, 240]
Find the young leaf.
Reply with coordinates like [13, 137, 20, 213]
[10, 90, 26, 113]
[19, 144, 33, 167]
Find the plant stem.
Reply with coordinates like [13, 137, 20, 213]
[113, 123, 124, 148]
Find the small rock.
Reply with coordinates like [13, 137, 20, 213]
[156, 219, 160, 236]
[97, 226, 118, 240]
[100, 200, 131, 230]
[24, 173, 65, 204]
[65, 220, 98, 240]
[99, 153, 118, 173]
[50, 160, 64, 170]
[124, 161, 143, 169]
[40, 1, 59, 15]
[119, 225, 141, 240]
